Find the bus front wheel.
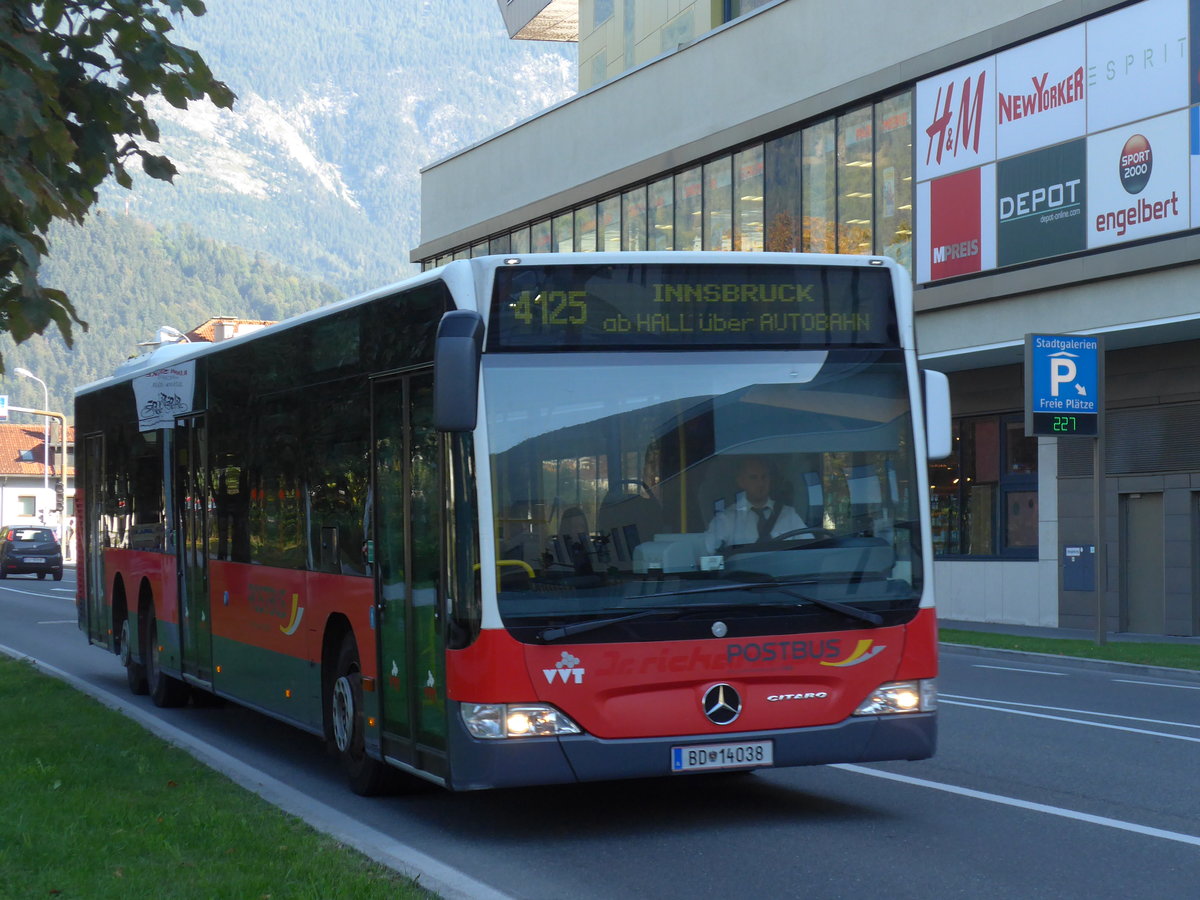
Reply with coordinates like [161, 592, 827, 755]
[330, 633, 393, 796]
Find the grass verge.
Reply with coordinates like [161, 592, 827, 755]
[940, 628, 1200, 672]
[0, 656, 432, 900]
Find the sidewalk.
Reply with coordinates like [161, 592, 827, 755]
[939, 618, 1200, 645]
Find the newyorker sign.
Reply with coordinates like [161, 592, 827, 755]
[916, 0, 1196, 283]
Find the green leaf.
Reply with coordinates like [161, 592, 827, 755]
[139, 152, 177, 183]
[0, 0, 221, 362]
[161, 74, 188, 109]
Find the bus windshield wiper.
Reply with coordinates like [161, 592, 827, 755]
[538, 607, 679, 642]
[638, 578, 885, 627]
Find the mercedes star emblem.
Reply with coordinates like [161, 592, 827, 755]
[702, 683, 742, 726]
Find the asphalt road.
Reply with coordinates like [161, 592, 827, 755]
[4, 572, 1199, 899]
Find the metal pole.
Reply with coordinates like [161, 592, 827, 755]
[1093, 339, 1106, 645]
[1093, 429, 1106, 645]
[14, 368, 49, 494]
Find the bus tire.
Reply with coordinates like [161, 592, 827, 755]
[330, 633, 393, 796]
[120, 616, 148, 695]
[146, 614, 188, 708]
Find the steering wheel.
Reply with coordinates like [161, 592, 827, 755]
[772, 526, 835, 542]
[615, 478, 657, 500]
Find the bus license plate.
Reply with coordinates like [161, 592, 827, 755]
[671, 740, 773, 772]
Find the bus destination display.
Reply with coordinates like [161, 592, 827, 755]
[489, 263, 899, 350]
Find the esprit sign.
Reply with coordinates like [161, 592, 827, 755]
[1085, 0, 1188, 133]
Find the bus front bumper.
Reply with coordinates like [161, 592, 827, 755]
[446, 706, 935, 791]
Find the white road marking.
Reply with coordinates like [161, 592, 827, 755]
[972, 664, 1066, 675]
[0, 585, 67, 599]
[38, 620, 76, 625]
[1113, 678, 1200, 691]
[942, 693, 1200, 730]
[835, 764, 1200, 848]
[940, 698, 1200, 742]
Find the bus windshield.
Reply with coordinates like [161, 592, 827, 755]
[484, 349, 923, 640]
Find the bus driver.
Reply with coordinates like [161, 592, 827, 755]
[705, 456, 807, 553]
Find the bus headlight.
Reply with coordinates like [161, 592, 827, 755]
[852, 679, 937, 715]
[461, 703, 582, 739]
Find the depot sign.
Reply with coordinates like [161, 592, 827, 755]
[915, 0, 1196, 283]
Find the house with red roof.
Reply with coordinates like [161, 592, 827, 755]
[0, 422, 74, 547]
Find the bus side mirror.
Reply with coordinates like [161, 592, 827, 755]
[434, 310, 485, 432]
[923, 369, 952, 460]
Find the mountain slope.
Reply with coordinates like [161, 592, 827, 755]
[10, 0, 576, 413]
[99, 0, 576, 293]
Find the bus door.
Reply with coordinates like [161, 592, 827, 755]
[371, 372, 447, 777]
[174, 414, 213, 685]
[81, 433, 106, 644]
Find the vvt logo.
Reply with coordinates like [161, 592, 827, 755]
[544, 651, 585, 685]
[925, 70, 987, 167]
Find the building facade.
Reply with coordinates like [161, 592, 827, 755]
[0, 423, 75, 544]
[414, 0, 1200, 636]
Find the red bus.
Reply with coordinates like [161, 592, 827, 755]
[77, 252, 950, 793]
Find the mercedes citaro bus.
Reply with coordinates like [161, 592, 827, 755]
[76, 252, 950, 793]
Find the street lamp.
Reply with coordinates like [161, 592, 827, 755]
[14, 367, 49, 493]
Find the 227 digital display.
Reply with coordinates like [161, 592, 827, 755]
[488, 262, 899, 351]
[1030, 412, 1098, 436]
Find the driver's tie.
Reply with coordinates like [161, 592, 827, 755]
[755, 507, 771, 540]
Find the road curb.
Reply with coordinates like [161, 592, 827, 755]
[0, 643, 511, 900]
[939, 641, 1200, 684]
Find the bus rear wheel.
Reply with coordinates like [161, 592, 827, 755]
[330, 633, 393, 796]
[145, 614, 188, 708]
[120, 617, 148, 695]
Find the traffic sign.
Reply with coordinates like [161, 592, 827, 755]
[1024, 333, 1103, 436]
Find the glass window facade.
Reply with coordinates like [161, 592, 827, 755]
[874, 94, 913, 272]
[553, 212, 573, 252]
[930, 414, 1037, 558]
[801, 120, 836, 253]
[674, 166, 702, 251]
[531, 219, 552, 253]
[734, 146, 764, 252]
[575, 204, 597, 252]
[704, 156, 732, 251]
[765, 131, 801, 251]
[837, 106, 873, 255]
[622, 186, 647, 251]
[648, 176, 673, 251]
[420, 91, 914, 274]
[599, 195, 621, 251]
[511, 226, 530, 254]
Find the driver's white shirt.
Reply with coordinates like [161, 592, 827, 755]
[704, 498, 806, 553]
